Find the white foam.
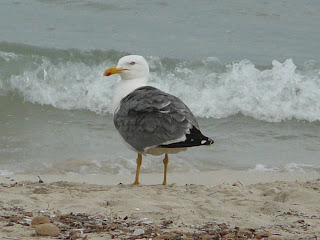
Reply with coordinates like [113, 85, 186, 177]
[250, 163, 319, 173]
[153, 58, 320, 122]
[7, 58, 115, 114]
[284, 163, 315, 173]
[0, 51, 18, 62]
[0, 169, 13, 176]
[3, 56, 320, 122]
[250, 164, 279, 172]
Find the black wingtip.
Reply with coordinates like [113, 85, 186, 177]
[159, 127, 214, 148]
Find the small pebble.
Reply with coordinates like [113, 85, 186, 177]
[31, 216, 50, 226]
[143, 220, 153, 224]
[133, 229, 145, 235]
[34, 223, 60, 237]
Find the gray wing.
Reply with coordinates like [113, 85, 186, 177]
[114, 86, 200, 152]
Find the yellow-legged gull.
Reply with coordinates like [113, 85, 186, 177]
[104, 55, 214, 185]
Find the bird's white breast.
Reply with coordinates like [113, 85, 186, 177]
[111, 78, 148, 114]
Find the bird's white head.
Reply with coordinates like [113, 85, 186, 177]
[104, 55, 149, 80]
[105, 55, 150, 113]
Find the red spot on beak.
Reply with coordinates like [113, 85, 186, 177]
[105, 72, 111, 76]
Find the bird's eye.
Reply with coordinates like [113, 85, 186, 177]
[130, 61, 136, 65]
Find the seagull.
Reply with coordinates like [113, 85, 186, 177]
[104, 55, 214, 185]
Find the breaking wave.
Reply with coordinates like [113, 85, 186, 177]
[1, 42, 320, 122]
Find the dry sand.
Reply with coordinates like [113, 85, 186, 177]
[0, 170, 319, 239]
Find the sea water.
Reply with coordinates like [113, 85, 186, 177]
[0, 0, 320, 175]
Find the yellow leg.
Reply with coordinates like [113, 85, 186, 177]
[133, 153, 142, 185]
[162, 154, 169, 185]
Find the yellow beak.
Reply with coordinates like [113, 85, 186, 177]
[103, 65, 123, 76]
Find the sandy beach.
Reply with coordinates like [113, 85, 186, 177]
[0, 171, 319, 239]
[1, 1, 320, 239]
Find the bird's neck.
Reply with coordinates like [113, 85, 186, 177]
[112, 77, 148, 114]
